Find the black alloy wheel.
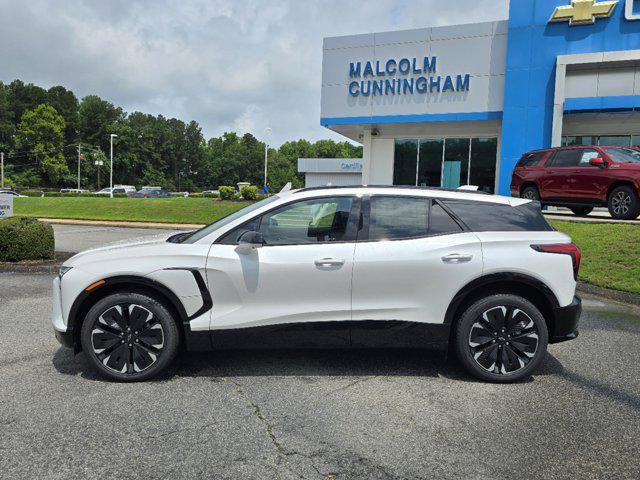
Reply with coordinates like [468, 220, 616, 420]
[81, 292, 180, 381]
[454, 294, 548, 383]
[468, 306, 539, 375]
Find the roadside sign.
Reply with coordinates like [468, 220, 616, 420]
[0, 194, 13, 218]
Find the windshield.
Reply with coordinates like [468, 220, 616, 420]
[181, 195, 280, 243]
[603, 147, 640, 163]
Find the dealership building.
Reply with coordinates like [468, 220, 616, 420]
[314, 0, 640, 194]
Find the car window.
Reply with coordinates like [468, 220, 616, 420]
[257, 197, 354, 245]
[516, 151, 546, 167]
[579, 149, 600, 166]
[429, 202, 463, 235]
[369, 197, 429, 240]
[442, 200, 553, 232]
[548, 149, 582, 167]
[602, 147, 640, 163]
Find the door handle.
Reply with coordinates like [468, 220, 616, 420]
[314, 257, 345, 267]
[442, 253, 473, 264]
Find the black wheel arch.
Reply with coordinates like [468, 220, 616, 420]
[606, 181, 639, 200]
[68, 272, 211, 353]
[444, 272, 559, 343]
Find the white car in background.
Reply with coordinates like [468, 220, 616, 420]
[52, 186, 582, 382]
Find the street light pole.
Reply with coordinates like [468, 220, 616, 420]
[109, 134, 118, 198]
[77, 145, 82, 190]
[1, 152, 4, 189]
[264, 127, 271, 193]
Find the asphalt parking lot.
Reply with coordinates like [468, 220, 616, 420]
[1, 269, 639, 479]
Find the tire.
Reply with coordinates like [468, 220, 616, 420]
[607, 186, 640, 220]
[454, 294, 549, 383]
[80, 292, 180, 381]
[569, 206, 593, 216]
[521, 186, 541, 205]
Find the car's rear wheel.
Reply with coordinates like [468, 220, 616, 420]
[80, 292, 180, 381]
[569, 206, 593, 216]
[454, 294, 548, 383]
[607, 186, 640, 220]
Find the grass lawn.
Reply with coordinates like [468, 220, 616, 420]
[550, 220, 640, 294]
[14, 197, 250, 225]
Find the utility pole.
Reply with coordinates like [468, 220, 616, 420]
[77, 145, 82, 190]
[1, 152, 4, 189]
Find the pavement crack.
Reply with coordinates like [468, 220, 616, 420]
[223, 377, 325, 479]
[325, 376, 377, 396]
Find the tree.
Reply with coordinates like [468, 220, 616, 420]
[47, 86, 79, 145]
[16, 104, 69, 184]
[0, 82, 14, 152]
[78, 95, 124, 150]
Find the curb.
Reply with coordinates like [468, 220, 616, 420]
[543, 213, 640, 225]
[37, 218, 203, 230]
[576, 282, 640, 307]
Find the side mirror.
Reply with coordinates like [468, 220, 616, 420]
[235, 230, 264, 254]
[589, 157, 605, 168]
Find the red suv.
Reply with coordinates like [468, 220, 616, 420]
[510, 146, 640, 220]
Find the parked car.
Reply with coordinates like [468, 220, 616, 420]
[52, 186, 581, 382]
[0, 189, 26, 197]
[60, 188, 89, 194]
[93, 187, 128, 195]
[131, 187, 172, 198]
[511, 145, 640, 219]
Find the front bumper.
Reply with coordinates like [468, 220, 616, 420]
[51, 276, 75, 349]
[549, 295, 581, 344]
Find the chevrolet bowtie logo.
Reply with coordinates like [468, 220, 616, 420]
[549, 0, 618, 25]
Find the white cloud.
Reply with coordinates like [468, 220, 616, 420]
[0, 0, 508, 145]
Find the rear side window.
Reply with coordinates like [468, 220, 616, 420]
[442, 200, 553, 232]
[368, 197, 462, 241]
[369, 197, 428, 240]
[548, 149, 582, 167]
[517, 151, 546, 167]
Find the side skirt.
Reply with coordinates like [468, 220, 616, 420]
[192, 321, 451, 351]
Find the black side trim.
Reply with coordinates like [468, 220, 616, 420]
[163, 268, 213, 351]
[210, 320, 450, 350]
[444, 272, 561, 325]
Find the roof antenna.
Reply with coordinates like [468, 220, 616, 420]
[279, 182, 292, 193]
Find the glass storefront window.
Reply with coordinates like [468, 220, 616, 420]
[470, 138, 498, 193]
[417, 139, 443, 187]
[393, 139, 418, 185]
[442, 138, 470, 189]
[598, 135, 631, 147]
[632, 136, 640, 148]
[393, 137, 497, 192]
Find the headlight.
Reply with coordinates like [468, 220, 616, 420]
[59, 266, 72, 279]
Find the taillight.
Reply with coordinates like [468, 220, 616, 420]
[531, 243, 581, 280]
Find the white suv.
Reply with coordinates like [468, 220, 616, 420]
[52, 186, 581, 382]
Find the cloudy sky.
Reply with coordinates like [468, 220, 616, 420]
[0, 0, 508, 145]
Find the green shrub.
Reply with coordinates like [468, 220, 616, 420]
[79, 192, 94, 197]
[189, 192, 203, 198]
[44, 191, 63, 197]
[21, 190, 43, 197]
[60, 192, 80, 197]
[203, 191, 219, 198]
[113, 193, 128, 198]
[240, 185, 258, 200]
[0, 217, 55, 262]
[219, 186, 235, 200]
[255, 193, 268, 200]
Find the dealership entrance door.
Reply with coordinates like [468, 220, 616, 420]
[393, 137, 498, 193]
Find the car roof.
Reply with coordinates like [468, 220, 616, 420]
[285, 185, 527, 206]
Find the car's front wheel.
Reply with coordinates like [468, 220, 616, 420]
[454, 294, 548, 383]
[80, 292, 180, 381]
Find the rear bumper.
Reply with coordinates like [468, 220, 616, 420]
[549, 295, 581, 344]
